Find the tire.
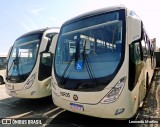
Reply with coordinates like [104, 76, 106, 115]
[0, 75, 4, 85]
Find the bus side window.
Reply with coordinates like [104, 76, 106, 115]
[38, 53, 52, 81]
[141, 32, 150, 61]
[130, 42, 141, 64]
[0, 57, 7, 70]
[129, 42, 142, 91]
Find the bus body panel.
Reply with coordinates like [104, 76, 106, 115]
[52, 5, 155, 119]
[5, 28, 59, 98]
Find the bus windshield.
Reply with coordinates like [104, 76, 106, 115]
[55, 10, 125, 91]
[7, 33, 42, 82]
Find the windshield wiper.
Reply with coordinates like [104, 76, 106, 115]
[75, 40, 80, 63]
[6, 52, 21, 81]
[6, 59, 18, 80]
[59, 40, 81, 85]
[80, 40, 97, 88]
[59, 53, 75, 85]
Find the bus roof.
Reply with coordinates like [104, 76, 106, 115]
[62, 5, 127, 26]
[16, 27, 60, 40]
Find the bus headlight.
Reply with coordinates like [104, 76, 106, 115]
[101, 77, 126, 104]
[24, 73, 36, 89]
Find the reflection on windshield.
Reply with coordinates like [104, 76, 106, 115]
[7, 34, 42, 82]
[55, 10, 125, 90]
[56, 21, 123, 79]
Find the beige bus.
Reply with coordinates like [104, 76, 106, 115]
[51, 5, 155, 119]
[0, 54, 7, 84]
[5, 28, 59, 98]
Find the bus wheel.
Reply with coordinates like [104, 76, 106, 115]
[0, 76, 4, 85]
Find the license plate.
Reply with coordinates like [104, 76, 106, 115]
[70, 103, 84, 112]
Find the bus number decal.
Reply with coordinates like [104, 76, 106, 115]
[60, 92, 70, 97]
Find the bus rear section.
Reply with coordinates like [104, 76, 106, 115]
[5, 28, 59, 98]
[51, 5, 155, 119]
[0, 54, 7, 84]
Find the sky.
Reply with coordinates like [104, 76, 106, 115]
[1, 0, 160, 54]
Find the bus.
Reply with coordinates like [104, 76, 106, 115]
[51, 5, 155, 119]
[5, 27, 59, 98]
[0, 54, 7, 84]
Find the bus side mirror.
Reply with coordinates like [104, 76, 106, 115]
[39, 37, 48, 52]
[85, 39, 90, 54]
[49, 34, 59, 54]
[127, 15, 141, 44]
[0, 75, 4, 85]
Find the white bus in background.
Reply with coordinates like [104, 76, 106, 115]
[51, 5, 155, 119]
[0, 54, 7, 84]
[5, 27, 59, 98]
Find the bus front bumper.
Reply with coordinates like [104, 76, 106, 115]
[52, 94, 134, 119]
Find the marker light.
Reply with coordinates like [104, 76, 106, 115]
[24, 73, 36, 89]
[101, 77, 126, 104]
